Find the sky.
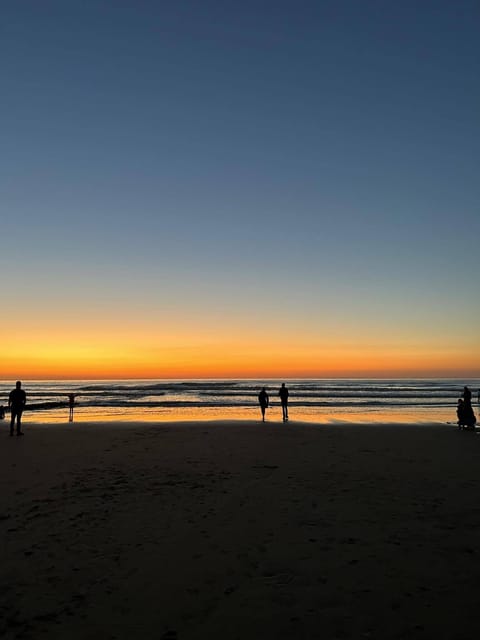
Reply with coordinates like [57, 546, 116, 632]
[1, 0, 479, 379]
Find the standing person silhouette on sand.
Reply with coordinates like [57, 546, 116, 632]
[68, 393, 76, 422]
[279, 382, 289, 422]
[258, 387, 269, 422]
[8, 381, 26, 437]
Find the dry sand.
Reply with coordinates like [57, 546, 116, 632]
[1, 420, 480, 639]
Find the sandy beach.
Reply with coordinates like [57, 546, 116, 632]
[1, 420, 480, 639]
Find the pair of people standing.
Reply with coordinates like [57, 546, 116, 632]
[8, 381, 26, 436]
[258, 383, 289, 422]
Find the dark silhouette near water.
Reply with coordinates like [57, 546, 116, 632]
[457, 386, 476, 430]
[0, 405, 5, 420]
[8, 381, 26, 436]
[68, 393, 76, 422]
[258, 388, 269, 422]
[457, 399, 465, 429]
[279, 383, 289, 422]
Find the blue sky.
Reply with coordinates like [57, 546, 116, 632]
[1, 1, 479, 376]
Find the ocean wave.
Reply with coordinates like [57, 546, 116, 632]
[22, 399, 459, 410]
[2, 378, 477, 416]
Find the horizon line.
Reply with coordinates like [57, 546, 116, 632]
[1, 375, 479, 382]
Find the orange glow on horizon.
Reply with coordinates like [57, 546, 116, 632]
[1, 326, 478, 379]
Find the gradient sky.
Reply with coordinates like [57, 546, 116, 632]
[1, 0, 479, 378]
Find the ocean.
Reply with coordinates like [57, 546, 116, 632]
[1, 378, 479, 425]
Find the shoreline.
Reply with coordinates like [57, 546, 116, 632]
[2, 377, 476, 429]
[8, 417, 458, 430]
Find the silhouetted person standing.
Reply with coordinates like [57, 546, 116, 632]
[9, 381, 26, 437]
[258, 387, 269, 422]
[279, 382, 289, 422]
[68, 393, 76, 422]
[461, 385, 476, 429]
